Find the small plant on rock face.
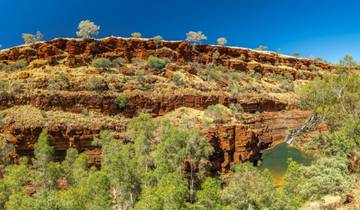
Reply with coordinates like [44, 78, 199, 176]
[212, 51, 220, 62]
[131, 32, 142, 38]
[0, 80, 8, 92]
[309, 64, 321, 72]
[217, 37, 227, 46]
[172, 72, 183, 85]
[205, 104, 232, 123]
[4, 59, 28, 71]
[115, 95, 128, 109]
[22, 31, 43, 44]
[76, 20, 100, 38]
[111, 57, 128, 67]
[147, 55, 167, 70]
[89, 77, 106, 92]
[91, 58, 113, 71]
[229, 103, 244, 113]
[186, 31, 207, 45]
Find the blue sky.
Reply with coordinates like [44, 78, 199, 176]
[1, 0, 360, 62]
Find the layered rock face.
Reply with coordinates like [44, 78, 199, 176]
[0, 37, 331, 171]
[0, 37, 332, 78]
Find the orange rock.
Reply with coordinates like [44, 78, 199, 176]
[18, 71, 30, 79]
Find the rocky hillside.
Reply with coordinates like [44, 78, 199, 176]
[0, 37, 331, 171]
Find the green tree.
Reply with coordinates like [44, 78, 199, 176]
[221, 163, 279, 210]
[154, 121, 213, 202]
[93, 131, 141, 209]
[339, 54, 358, 69]
[0, 158, 30, 208]
[147, 55, 167, 70]
[0, 136, 15, 177]
[283, 156, 353, 202]
[135, 173, 189, 210]
[192, 177, 226, 210]
[62, 148, 88, 185]
[127, 113, 156, 185]
[5, 191, 33, 210]
[299, 72, 360, 129]
[22, 31, 43, 44]
[131, 32, 142, 38]
[32, 129, 61, 191]
[76, 20, 100, 38]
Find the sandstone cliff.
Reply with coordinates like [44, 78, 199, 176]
[0, 37, 331, 171]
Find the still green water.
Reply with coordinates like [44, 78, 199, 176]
[258, 143, 311, 185]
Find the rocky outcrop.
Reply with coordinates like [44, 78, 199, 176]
[0, 38, 333, 79]
[0, 92, 288, 117]
[203, 110, 316, 171]
[204, 124, 259, 172]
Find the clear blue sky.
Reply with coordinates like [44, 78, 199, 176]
[1, 0, 360, 63]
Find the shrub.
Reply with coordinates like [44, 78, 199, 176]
[228, 82, 240, 97]
[247, 70, 262, 79]
[89, 77, 106, 92]
[186, 31, 207, 44]
[284, 157, 353, 201]
[91, 58, 113, 71]
[284, 72, 294, 81]
[229, 103, 243, 113]
[111, 57, 127, 67]
[22, 31, 43, 44]
[2, 59, 28, 71]
[76, 20, 100, 38]
[115, 95, 128, 109]
[339, 54, 358, 69]
[212, 51, 220, 63]
[131, 32, 142, 38]
[0, 80, 8, 92]
[12, 59, 28, 70]
[147, 55, 167, 70]
[280, 80, 294, 92]
[199, 64, 225, 82]
[309, 64, 321, 72]
[205, 104, 232, 123]
[217, 37, 227, 46]
[172, 72, 183, 86]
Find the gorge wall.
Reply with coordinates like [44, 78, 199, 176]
[0, 37, 331, 171]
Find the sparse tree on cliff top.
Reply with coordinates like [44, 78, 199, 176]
[131, 32, 142, 38]
[292, 52, 300, 57]
[217, 37, 227, 46]
[76, 20, 100, 39]
[152, 35, 163, 48]
[339, 54, 358, 69]
[186, 31, 207, 44]
[22, 31, 43, 44]
[256, 45, 268, 51]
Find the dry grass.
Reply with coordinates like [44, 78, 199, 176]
[0, 105, 128, 130]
